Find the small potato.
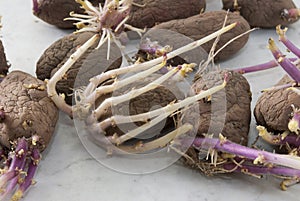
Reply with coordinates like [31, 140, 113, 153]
[222, 0, 299, 28]
[153, 11, 250, 61]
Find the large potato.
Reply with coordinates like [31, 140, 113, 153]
[153, 11, 250, 61]
[0, 71, 58, 150]
[222, 0, 299, 28]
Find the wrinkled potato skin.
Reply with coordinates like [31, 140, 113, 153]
[222, 0, 299, 28]
[127, 0, 206, 29]
[254, 75, 300, 133]
[154, 11, 250, 61]
[33, 0, 104, 28]
[0, 40, 9, 76]
[184, 70, 252, 146]
[36, 32, 122, 105]
[0, 71, 58, 150]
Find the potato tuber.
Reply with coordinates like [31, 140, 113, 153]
[254, 74, 300, 133]
[191, 70, 252, 146]
[153, 11, 250, 61]
[36, 31, 122, 105]
[222, 0, 300, 28]
[33, 0, 104, 28]
[0, 70, 59, 200]
[0, 71, 58, 149]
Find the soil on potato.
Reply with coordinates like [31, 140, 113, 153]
[153, 11, 250, 61]
[36, 31, 122, 105]
[0, 40, 9, 76]
[254, 74, 300, 133]
[0, 71, 58, 151]
[222, 0, 299, 28]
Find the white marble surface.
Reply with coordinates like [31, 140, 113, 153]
[1, 0, 300, 200]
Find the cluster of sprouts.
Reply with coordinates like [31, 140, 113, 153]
[47, 7, 238, 149]
[0, 137, 41, 201]
[255, 25, 300, 144]
[66, 0, 145, 59]
[45, 0, 300, 192]
[225, 25, 300, 189]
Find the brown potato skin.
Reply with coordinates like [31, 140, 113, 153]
[0, 40, 9, 76]
[36, 31, 122, 105]
[0, 71, 58, 150]
[254, 75, 299, 133]
[127, 0, 206, 29]
[184, 70, 252, 146]
[33, 0, 104, 28]
[153, 11, 250, 61]
[222, 0, 299, 28]
[34, 0, 205, 29]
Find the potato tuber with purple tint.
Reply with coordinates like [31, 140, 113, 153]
[33, 0, 104, 28]
[222, 0, 300, 28]
[0, 70, 59, 200]
[153, 11, 251, 61]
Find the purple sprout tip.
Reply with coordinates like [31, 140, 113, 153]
[32, 0, 40, 14]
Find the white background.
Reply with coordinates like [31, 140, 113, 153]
[1, 0, 300, 200]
